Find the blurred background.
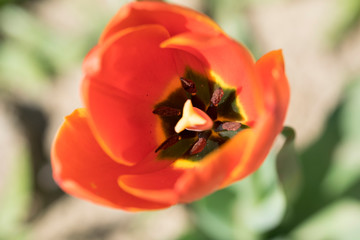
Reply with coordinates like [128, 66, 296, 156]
[0, 0, 360, 239]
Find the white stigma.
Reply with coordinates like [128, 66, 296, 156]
[174, 99, 213, 133]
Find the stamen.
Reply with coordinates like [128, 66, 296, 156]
[153, 69, 246, 160]
[210, 87, 224, 106]
[222, 122, 241, 131]
[214, 121, 242, 132]
[155, 134, 181, 153]
[152, 106, 181, 116]
[189, 131, 211, 155]
[190, 138, 207, 155]
[174, 99, 213, 133]
[180, 77, 197, 95]
[206, 88, 224, 120]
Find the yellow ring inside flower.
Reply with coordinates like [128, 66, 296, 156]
[208, 70, 248, 123]
[153, 67, 248, 162]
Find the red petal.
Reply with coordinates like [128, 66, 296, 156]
[223, 50, 290, 185]
[175, 129, 254, 203]
[51, 109, 171, 211]
[100, 2, 223, 43]
[82, 25, 180, 166]
[118, 166, 185, 205]
[175, 51, 289, 202]
[256, 50, 289, 121]
[222, 114, 277, 186]
[161, 33, 265, 125]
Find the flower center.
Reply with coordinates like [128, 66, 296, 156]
[153, 68, 247, 161]
[174, 99, 213, 133]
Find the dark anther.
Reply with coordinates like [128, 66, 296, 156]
[180, 77, 197, 94]
[152, 106, 181, 116]
[155, 135, 181, 153]
[214, 121, 241, 132]
[210, 87, 224, 106]
[190, 138, 207, 155]
[190, 131, 211, 155]
[222, 122, 242, 131]
[206, 88, 224, 119]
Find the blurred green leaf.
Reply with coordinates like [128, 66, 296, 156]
[186, 131, 289, 240]
[329, 0, 360, 47]
[291, 199, 360, 240]
[186, 151, 287, 240]
[340, 79, 360, 137]
[206, 0, 258, 55]
[177, 229, 210, 240]
[0, 148, 32, 240]
[265, 78, 360, 239]
[0, 3, 108, 97]
[323, 78, 360, 197]
[0, 6, 58, 76]
[276, 126, 301, 204]
[0, 40, 50, 95]
[206, 0, 287, 57]
[265, 91, 344, 238]
[232, 151, 286, 238]
[190, 187, 237, 240]
[0, 0, 37, 9]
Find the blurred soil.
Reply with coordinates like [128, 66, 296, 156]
[249, 0, 360, 147]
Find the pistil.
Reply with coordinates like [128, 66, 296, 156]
[174, 99, 213, 133]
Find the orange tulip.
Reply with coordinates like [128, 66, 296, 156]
[51, 1, 289, 211]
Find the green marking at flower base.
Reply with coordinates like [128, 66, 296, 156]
[153, 67, 247, 161]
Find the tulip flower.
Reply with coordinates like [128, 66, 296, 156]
[51, 1, 290, 211]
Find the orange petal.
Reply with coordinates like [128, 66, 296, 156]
[161, 32, 265, 125]
[175, 51, 289, 202]
[223, 50, 290, 185]
[257, 50, 289, 120]
[175, 129, 254, 203]
[100, 1, 223, 43]
[51, 108, 171, 211]
[221, 113, 277, 186]
[118, 165, 185, 205]
[82, 25, 179, 166]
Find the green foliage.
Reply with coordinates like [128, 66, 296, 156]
[330, 0, 360, 47]
[269, 78, 360, 239]
[0, 149, 32, 240]
[0, 0, 39, 9]
[291, 199, 360, 240]
[184, 187, 237, 240]
[206, 0, 257, 55]
[276, 127, 301, 205]
[0, 3, 106, 97]
[323, 79, 360, 198]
